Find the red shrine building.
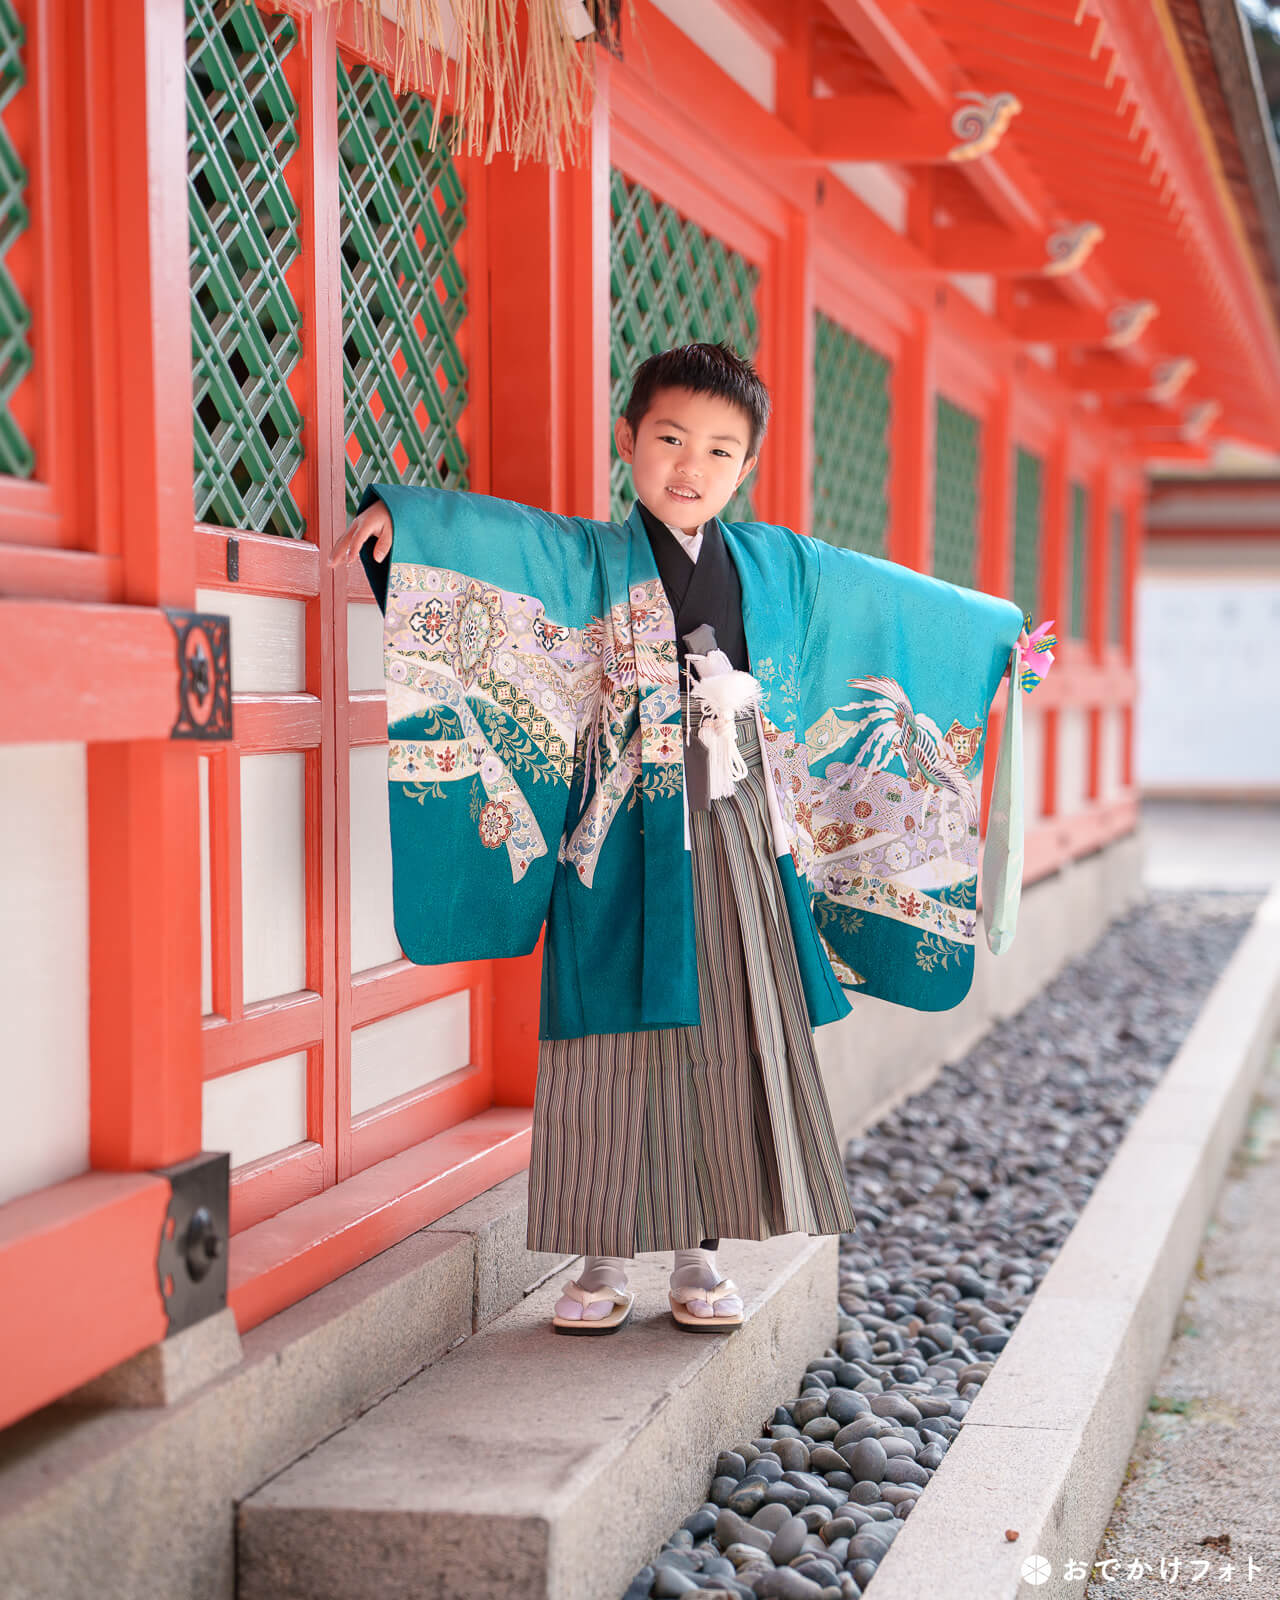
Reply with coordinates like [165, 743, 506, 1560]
[1, 0, 1278, 1586]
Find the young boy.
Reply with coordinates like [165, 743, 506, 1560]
[330, 342, 1034, 1335]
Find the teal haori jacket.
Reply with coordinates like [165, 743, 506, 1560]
[357, 483, 1036, 1042]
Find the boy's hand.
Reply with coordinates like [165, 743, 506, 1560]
[1003, 627, 1030, 678]
[329, 501, 392, 568]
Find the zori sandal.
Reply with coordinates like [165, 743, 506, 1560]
[669, 1277, 745, 1330]
[551, 1278, 635, 1335]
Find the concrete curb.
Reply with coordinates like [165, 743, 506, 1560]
[872, 880, 1280, 1600]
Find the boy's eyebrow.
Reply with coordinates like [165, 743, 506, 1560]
[651, 416, 744, 444]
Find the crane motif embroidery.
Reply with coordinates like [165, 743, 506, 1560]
[814, 675, 982, 860]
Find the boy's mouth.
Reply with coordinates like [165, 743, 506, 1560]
[666, 485, 700, 502]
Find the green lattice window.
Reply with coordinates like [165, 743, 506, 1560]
[1068, 480, 1089, 639]
[0, 0, 32, 478]
[1108, 505, 1125, 645]
[933, 396, 981, 588]
[609, 167, 760, 525]
[187, 0, 304, 538]
[812, 312, 891, 556]
[1012, 446, 1043, 625]
[339, 59, 468, 515]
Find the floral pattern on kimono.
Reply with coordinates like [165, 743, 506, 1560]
[383, 563, 597, 881]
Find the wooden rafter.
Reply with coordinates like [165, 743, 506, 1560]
[819, 0, 954, 109]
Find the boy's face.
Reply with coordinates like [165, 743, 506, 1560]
[613, 385, 758, 531]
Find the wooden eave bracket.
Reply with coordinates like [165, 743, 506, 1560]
[930, 219, 1104, 277]
[1179, 398, 1223, 442]
[1062, 352, 1196, 399]
[1010, 297, 1159, 348]
[816, 0, 1050, 235]
[811, 88, 1021, 164]
[1138, 439, 1215, 463]
[1098, 395, 1219, 436]
[1148, 356, 1198, 402]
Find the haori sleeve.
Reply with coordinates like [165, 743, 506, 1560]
[353, 481, 602, 965]
[798, 535, 1026, 1009]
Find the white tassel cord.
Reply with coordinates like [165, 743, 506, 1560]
[686, 649, 763, 800]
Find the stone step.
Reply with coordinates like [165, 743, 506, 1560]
[237, 1233, 837, 1600]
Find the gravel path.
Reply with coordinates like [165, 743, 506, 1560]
[618, 887, 1265, 1600]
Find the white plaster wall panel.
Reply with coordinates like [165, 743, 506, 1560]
[199, 755, 213, 1015]
[195, 588, 306, 694]
[347, 601, 386, 693]
[350, 990, 472, 1118]
[1097, 706, 1122, 801]
[203, 1050, 308, 1171]
[349, 744, 402, 973]
[240, 752, 308, 1004]
[949, 274, 996, 314]
[648, 0, 775, 111]
[1115, 706, 1130, 794]
[828, 163, 909, 234]
[1137, 576, 1280, 787]
[1057, 705, 1090, 817]
[0, 743, 90, 1207]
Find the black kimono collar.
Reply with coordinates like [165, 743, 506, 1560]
[634, 496, 749, 674]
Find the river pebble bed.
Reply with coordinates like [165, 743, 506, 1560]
[618, 887, 1265, 1600]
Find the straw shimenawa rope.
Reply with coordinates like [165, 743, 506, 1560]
[305, 0, 640, 170]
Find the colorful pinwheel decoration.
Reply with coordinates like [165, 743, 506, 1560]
[1014, 615, 1057, 693]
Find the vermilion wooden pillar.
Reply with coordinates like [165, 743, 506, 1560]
[486, 48, 613, 1106]
[769, 204, 815, 531]
[1121, 486, 1143, 790]
[891, 175, 938, 574]
[771, 4, 816, 531]
[978, 373, 1012, 837]
[1085, 458, 1111, 803]
[298, 11, 344, 1183]
[87, 0, 203, 1172]
[1039, 423, 1069, 825]
[889, 304, 936, 574]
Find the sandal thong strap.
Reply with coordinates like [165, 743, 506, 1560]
[670, 1276, 739, 1306]
[564, 1279, 630, 1308]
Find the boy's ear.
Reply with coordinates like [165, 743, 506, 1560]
[737, 454, 758, 486]
[613, 416, 634, 460]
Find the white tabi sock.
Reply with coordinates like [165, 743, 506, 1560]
[556, 1254, 630, 1321]
[669, 1246, 743, 1318]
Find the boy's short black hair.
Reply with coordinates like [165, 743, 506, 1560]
[623, 341, 770, 462]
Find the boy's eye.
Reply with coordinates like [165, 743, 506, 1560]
[659, 433, 731, 457]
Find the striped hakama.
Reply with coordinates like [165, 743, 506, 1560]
[525, 698, 859, 1257]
